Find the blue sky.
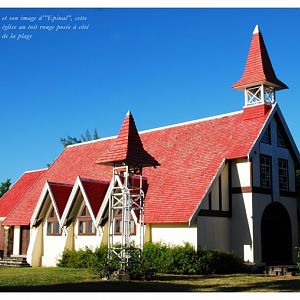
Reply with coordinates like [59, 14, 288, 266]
[1, 8, 300, 184]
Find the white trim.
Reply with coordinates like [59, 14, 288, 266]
[66, 110, 243, 149]
[274, 105, 300, 162]
[189, 158, 227, 225]
[30, 181, 69, 227]
[77, 178, 98, 225]
[60, 177, 82, 226]
[66, 135, 117, 148]
[47, 183, 65, 227]
[95, 176, 117, 225]
[248, 103, 300, 164]
[253, 25, 260, 34]
[139, 110, 242, 135]
[60, 176, 106, 228]
[24, 168, 48, 174]
[30, 181, 50, 226]
[248, 104, 277, 160]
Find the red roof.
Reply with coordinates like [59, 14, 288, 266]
[2, 105, 271, 225]
[48, 182, 73, 218]
[233, 25, 287, 90]
[97, 111, 159, 168]
[0, 169, 46, 218]
[80, 178, 109, 217]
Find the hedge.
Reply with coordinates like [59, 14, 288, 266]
[57, 242, 245, 279]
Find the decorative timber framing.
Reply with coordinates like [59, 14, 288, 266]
[198, 209, 231, 218]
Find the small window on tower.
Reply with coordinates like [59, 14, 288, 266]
[260, 155, 272, 189]
[278, 159, 289, 191]
[261, 126, 271, 144]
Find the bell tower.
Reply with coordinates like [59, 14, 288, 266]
[97, 111, 159, 273]
[233, 25, 287, 107]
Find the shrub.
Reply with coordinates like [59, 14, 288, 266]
[57, 243, 244, 279]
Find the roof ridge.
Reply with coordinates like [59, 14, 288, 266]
[24, 168, 48, 174]
[66, 109, 243, 149]
[78, 177, 110, 184]
[47, 181, 74, 187]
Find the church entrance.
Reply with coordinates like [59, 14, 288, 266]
[261, 202, 292, 265]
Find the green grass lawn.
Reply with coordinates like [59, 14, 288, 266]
[0, 267, 300, 292]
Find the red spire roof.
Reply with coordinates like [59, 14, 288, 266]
[97, 111, 159, 167]
[233, 25, 287, 90]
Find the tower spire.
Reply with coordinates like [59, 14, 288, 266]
[96, 111, 159, 168]
[233, 25, 287, 107]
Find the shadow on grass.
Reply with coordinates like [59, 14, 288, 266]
[0, 280, 195, 292]
[1, 275, 300, 292]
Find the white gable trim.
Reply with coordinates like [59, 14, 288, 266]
[248, 103, 300, 164]
[95, 175, 117, 226]
[60, 177, 81, 226]
[77, 177, 97, 225]
[189, 158, 227, 226]
[30, 181, 50, 226]
[30, 181, 61, 227]
[24, 168, 48, 174]
[60, 176, 99, 228]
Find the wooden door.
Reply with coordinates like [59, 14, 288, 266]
[7, 227, 14, 256]
[20, 226, 30, 255]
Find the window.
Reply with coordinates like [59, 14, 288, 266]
[78, 205, 95, 235]
[114, 209, 136, 235]
[261, 126, 271, 144]
[277, 128, 286, 147]
[260, 155, 272, 189]
[47, 207, 61, 235]
[278, 159, 289, 191]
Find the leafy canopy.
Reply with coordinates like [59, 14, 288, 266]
[60, 129, 99, 148]
[0, 179, 11, 198]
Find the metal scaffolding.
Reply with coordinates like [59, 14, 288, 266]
[108, 165, 145, 271]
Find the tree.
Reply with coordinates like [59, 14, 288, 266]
[60, 129, 99, 148]
[0, 179, 11, 198]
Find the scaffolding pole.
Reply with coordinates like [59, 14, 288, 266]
[108, 165, 145, 271]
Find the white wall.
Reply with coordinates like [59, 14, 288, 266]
[73, 222, 103, 251]
[27, 224, 43, 266]
[42, 228, 68, 267]
[231, 159, 251, 188]
[151, 224, 197, 248]
[231, 193, 254, 262]
[12, 226, 21, 256]
[197, 216, 230, 251]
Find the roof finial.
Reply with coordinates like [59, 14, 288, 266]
[126, 110, 131, 116]
[253, 25, 260, 34]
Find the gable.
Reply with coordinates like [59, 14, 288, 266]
[250, 104, 300, 166]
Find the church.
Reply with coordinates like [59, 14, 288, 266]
[0, 25, 299, 267]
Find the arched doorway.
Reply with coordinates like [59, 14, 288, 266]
[261, 202, 292, 265]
